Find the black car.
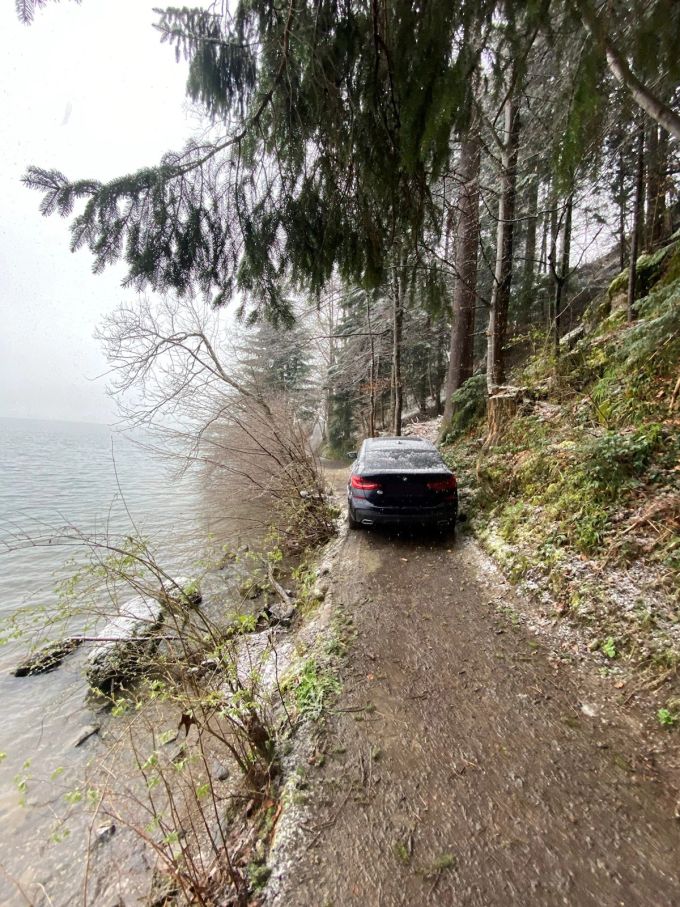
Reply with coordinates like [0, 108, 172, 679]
[347, 437, 457, 531]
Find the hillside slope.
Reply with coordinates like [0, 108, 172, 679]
[441, 238, 680, 718]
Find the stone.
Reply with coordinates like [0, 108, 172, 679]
[212, 761, 231, 781]
[13, 638, 82, 677]
[95, 823, 116, 844]
[72, 724, 100, 748]
[312, 578, 330, 599]
[86, 595, 164, 691]
[561, 323, 585, 350]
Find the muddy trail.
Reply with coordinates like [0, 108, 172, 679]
[269, 475, 680, 906]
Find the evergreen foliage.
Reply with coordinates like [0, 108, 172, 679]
[17, 0, 680, 440]
[24, 1, 497, 316]
[15, 0, 80, 25]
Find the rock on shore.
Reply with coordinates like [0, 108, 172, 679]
[86, 595, 164, 691]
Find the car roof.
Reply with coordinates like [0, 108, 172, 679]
[363, 436, 436, 451]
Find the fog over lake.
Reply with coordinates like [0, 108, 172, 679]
[0, 1, 208, 423]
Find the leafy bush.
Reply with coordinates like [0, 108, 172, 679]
[584, 425, 664, 494]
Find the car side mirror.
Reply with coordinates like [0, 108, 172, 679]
[458, 512, 467, 523]
[346, 450, 358, 460]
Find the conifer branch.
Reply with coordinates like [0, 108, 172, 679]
[16, 0, 81, 25]
[574, 0, 680, 142]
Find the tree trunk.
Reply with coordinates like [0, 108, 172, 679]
[644, 122, 658, 248]
[433, 322, 446, 415]
[487, 87, 521, 393]
[518, 172, 539, 329]
[617, 145, 626, 272]
[628, 127, 645, 323]
[659, 129, 672, 239]
[485, 387, 524, 448]
[645, 124, 668, 248]
[552, 193, 573, 360]
[539, 187, 549, 275]
[391, 261, 404, 436]
[538, 190, 550, 323]
[366, 293, 376, 437]
[544, 180, 559, 333]
[321, 291, 336, 444]
[441, 128, 481, 430]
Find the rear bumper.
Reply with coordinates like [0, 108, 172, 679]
[350, 496, 457, 528]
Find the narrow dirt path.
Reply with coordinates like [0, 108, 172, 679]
[269, 485, 680, 906]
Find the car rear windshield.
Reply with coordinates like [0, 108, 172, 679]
[364, 448, 445, 469]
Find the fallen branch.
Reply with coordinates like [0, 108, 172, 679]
[267, 562, 293, 611]
[72, 635, 180, 643]
[624, 667, 677, 704]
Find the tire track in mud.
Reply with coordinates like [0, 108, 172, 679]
[269, 524, 680, 907]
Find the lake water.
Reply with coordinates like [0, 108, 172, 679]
[0, 417, 238, 904]
[0, 417, 208, 615]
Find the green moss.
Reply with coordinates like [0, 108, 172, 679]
[439, 252, 679, 664]
[608, 268, 629, 299]
[247, 861, 272, 891]
[597, 307, 627, 335]
[636, 246, 672, 296]
[582, 292, 611, 330]
[658, 242, 680, 288]
[607, 243, 674, 301]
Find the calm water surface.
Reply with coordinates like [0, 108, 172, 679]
[0, 417, 235, 904]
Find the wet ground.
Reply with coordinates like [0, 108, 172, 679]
[270, 476, 680, 906]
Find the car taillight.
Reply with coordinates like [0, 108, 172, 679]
[351, 475, 382, 491]
[426, 476, 457, 492]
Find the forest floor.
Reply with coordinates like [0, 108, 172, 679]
[265, 462, 680, 907]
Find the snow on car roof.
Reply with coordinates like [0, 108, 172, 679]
[364, 436, 434, 449]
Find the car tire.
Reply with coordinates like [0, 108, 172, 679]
[436, 521, 456, 541]
[347, 506, 361, 530]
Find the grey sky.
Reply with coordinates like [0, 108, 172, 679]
[0, 1, 203, 423]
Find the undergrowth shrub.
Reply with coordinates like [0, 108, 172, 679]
[619, 278, 680, 374]
[205, 397, 338, 555]
[442, 374, 487, 441]
[584, 425, 665, 493]
[290, 657, 341, 721]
